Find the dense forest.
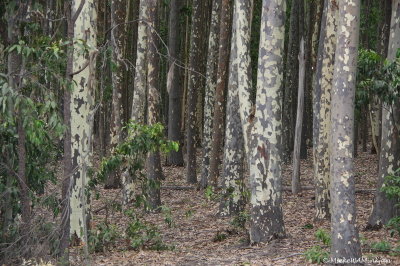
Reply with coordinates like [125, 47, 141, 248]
[0, 0, 400, 265]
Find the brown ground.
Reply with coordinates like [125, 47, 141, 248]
[71, 146, 399, 265]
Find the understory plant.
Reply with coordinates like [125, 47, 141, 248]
[87, 122, 178, 253]
[304, 229, 330, 264]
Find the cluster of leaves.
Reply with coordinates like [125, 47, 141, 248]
[86, 122, 178, 253]
[92, 122, 178, 206]
[230, 211, 250, 231]
[96, 122, 178, 184]
[125, 209, 174, 251]
[0, 19, 67, 256]
[88, 208, 174, 253]
[88, 222, 120, 253]
[381, 168, 400, 203]
[356, 48, 400, 110]
[304, 229, 330, 264]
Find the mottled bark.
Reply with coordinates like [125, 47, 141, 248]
[200, 0, 221, 188]
[166, 0, 184, 166]
[131, 2, 148, 123]
[208, 0, 232, 186]
[330, 0, 361, 260]
[282, 0, 299, 162]
[186, 0, 204, 184]
[145, 0, 162, 211]
[219, 0, 248, 216]
[69, 0, 97, 251]
[236, 0, 253, 159]
[292, 38, 305, 194]
[124, 0, 149, 204]
[367, 0, 400, 229]
[249, 0, 286, 243]
[314, 0, 338, 221]
[61, 0, 76, 257]
[106, 0, 126, 189]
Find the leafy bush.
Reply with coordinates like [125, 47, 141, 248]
[381, 168, 400, 202]
[125, 210, 173, 251]
[315, 228, 331, 246]
[230, 211, 250, 230]
[371, 240, 391, 252]
[304, 229, 331, 264]
[213, 232, 227, 242]
[88, 222, 120, 253]
[304, 245, 329, 264]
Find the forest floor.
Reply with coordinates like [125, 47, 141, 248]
[70, 146, 400, 265]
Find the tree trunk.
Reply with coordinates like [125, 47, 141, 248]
[186, 0, 203, 184]
[200, 0, 221, 188]
[282, 0, 299, 163]
[7, 0, 30, 254]
[291, 37, 305, 194]
[219, 0, 251, 216]
[166, 0, 184, 166]
[69, 1, 97, 256]
[106, 0, 126, 189]
[313, 0, 337, 221]
[249, 0, 286, 243]
[61, 0, 75, 258]
[145, 0, 162, 211]
[236, 0, 253, 160]
[367, 0, 400, 229]
[330, 0, 362, 260]
[370, 0, 392, 155]
[124, 0, 149, 204]
[209, 0, 232, 186]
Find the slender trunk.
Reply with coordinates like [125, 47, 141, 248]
[200, 0, 221, 188]
[60, 0, 74, 257]
[209, 0, 233, 186]
[330, 0, 361, 259]
[146, 0, 162, 211]
[292, 37, 305, 194]
[69, 2, 97, 257]
[186, 0, 203, 184]
[124, 0, 149, 204]
[282, 0, 299, 162]
[166, 0, 184, 166]
[106, 0, 126, 189]
[313, 0, 338, 221]
[367, 0, 400, 229]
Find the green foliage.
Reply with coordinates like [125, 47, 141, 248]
[304, 228, 331, 264]
[125, 210, 174, 251]
[381, 168, 400, 203]
[94, 122, 178, 208]
[315, 228, 331, 246]
[213, 232, 227, 242]
[302, 223, 314, 229]
[160, 205, 174, 228]
[356, 49, 383, 110]
[0, 9, 67, 252]
[204, 185, 219, 201]
[88, 222, 120, 253]
[371, 240, 392, 252]
[372, 50, 400, 105]
[185, 209, 195, 218]
[230, 211, 250, 230]
[304, 245, 329, 264]
[387, 217, 400, 237]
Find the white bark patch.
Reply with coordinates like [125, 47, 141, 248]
[70, 0, 97, 241]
